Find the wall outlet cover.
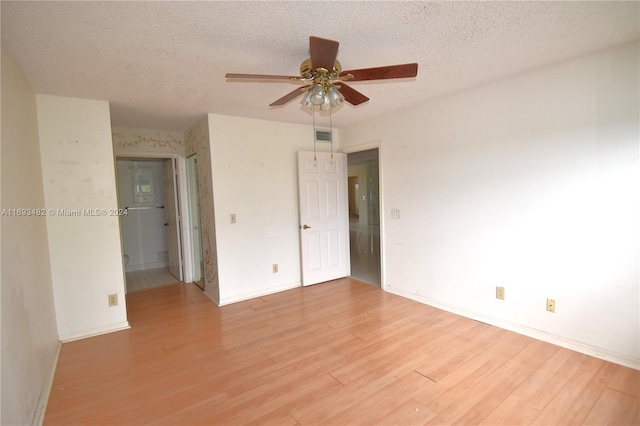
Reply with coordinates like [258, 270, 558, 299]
[546, 298, 556, 313]
[108, 294, 118, 307]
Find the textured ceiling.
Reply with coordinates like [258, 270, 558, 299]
[2, 1, 638, 131]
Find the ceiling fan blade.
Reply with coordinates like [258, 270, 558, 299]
[337, 83, 369, 106]
[226, 73, 301, 81]
[340, 63, 418, 81]
[269, 85, 311, 106]
[309, 36, 339, 71]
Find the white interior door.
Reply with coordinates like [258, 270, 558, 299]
[163, 158, 183, 281]
[298, 151, 350, 286]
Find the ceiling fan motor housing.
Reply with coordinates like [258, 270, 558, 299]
[300, 58, 342, 80]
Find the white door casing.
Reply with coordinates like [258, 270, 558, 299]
[298, 151, 350, 286]
[163, 158, 183, 281]
[186, 155, 204, 288]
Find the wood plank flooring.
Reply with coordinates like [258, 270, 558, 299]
[44, 279, 639, 425]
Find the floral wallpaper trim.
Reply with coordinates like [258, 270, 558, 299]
[112, 128, 184, 153]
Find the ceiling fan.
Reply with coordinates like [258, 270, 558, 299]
[225, 36, 418, 110]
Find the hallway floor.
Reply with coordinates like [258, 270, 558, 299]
[125, 267, 180, 292]
[349, 216, 381, 286]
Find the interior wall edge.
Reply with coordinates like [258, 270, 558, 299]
[33, 342, 61, 426]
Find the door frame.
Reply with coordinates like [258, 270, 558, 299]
[341, 142, 385, 290]
[186, 154, 205, 290]
[113, 150, 195, 285]
[163, 158, 183, 281]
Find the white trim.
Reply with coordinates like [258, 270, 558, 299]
[33, 342, 61, 426]
[340, 141, 380, 154]
[218, 281, 302, 306]
[175, 156, 193, 284]
[59, 321, 131, 343]
[386, 285, 640, 370]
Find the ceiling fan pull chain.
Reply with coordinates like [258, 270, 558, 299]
[312, 103, 317, 161]
[329, 105, 334, 160]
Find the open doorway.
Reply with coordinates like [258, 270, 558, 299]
[347, 149, 381, 286]
[116, 157, 183, 292]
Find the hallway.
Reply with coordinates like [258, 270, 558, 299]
[349, 216, 381, 286]
[348, 148, 381, 287]
[125, 267, 180, 292]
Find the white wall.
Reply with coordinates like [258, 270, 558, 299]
[341, 42, 639, 368]
[116, 159, 168, 271]
[37, 95, 129, 341]
[207, 114, 336, 305]
[1, 47, 59, 426]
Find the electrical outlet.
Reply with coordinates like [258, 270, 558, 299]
[231, 213, 236, 224]
[496, 286, 505, 300]
[108, 294, 118, 307]
[546, 298, 556, 313]
[272, 263, 278, 273]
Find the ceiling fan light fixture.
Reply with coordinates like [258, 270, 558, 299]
[303, 85, 344, 111]
[327, 86, 344, 105]
[301, 91, 314, 109]
[320, 97, 331, 111]
[320, 96, 332, 111]
[310, 84, 325, 105]
[320, 87, 344, 111]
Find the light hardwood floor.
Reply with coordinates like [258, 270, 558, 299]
[44, 279, 639, 425]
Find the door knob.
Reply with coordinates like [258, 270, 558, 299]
[302, 224, 311, 229]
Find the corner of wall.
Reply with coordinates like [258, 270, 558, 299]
[36, 94, 128, 339]
[184, 116, 220, 303]
[1, 44, 60, 426]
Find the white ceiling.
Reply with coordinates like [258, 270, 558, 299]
[2, 1, 638, 132]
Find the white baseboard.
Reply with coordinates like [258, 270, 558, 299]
[218, 281, 301, 306]
[58, 321, 131, 343]
[33, 341, 61, 426]
[386, 285, 640, 371]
